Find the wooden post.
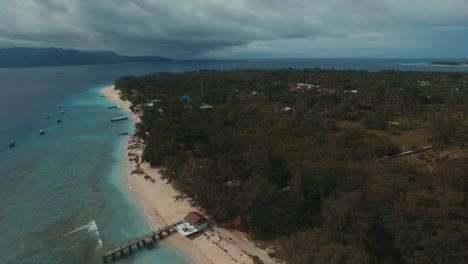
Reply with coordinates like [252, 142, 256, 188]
[145, 237, 153, 249]
[128, 244, 133, 254]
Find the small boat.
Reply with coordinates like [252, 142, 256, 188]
[57, 118, 62, 124]
[45, 116, 51, 120]
[108, 106, 118, 109]
[9, 141, 15, 148]
[110, 116, 128, 122]
[61, 111, 65, 115]
[39, 129, 46, 135]
[117, 132, 129, 135]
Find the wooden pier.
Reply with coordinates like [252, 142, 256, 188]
[102, 223, 180, 263]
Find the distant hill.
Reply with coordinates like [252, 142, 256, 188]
[0, 47, 171, 67]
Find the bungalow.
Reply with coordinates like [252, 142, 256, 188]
[133, 104, 145, 117]
[418, 81, 430, 87]
[133, 104, 143, 112]
[290, 83, 316, 92]
[344, 90, 358, 94]
[281, 106, 294, 113]
[200, 103, 213, 109]
[319, 88, 336, 93]
[174, 212, 209, 237]
[297, 83, 314, 90]
[386, 121, 401, 126]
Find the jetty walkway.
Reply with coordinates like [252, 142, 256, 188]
[102, 221, 181, 263]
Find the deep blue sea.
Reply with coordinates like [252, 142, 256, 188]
[1, 58, 468, 264]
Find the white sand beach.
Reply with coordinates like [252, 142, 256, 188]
[101, 85, 276, 264]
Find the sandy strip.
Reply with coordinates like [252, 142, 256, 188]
[101, 85, 276, 264]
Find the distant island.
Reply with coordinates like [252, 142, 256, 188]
[430, 61, 468, 66]
[0, 47, 170, 67]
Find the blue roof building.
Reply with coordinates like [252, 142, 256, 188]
[181, 95, 191, 102]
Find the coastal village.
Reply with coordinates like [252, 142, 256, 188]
[126, 81, 339, 119]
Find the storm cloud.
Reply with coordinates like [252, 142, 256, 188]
[1, 0, 468, 58]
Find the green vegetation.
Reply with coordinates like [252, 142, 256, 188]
[115, 69, 468, 264]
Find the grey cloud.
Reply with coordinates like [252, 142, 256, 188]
[0, 0, 467, 58]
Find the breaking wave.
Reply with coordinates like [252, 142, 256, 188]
[396, 62, 430, 66]
[66, 220, 103, 250]
[96, 238, 103, 250]
[66, 220, 100, 236]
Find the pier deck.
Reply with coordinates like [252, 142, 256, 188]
[102, 222, 180, 262]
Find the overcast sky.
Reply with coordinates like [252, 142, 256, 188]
[1, 0, 468, 59]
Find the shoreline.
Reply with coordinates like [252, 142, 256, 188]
[101, 85, 276, 264]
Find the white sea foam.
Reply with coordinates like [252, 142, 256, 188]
[66, 220, 100, 236]
[66, 220, 103, 250]
[397, 62, 468, 67]
[396, 62, 430, 66]
[96, 238, 104, 250]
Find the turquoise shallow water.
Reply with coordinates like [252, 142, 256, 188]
[0, 84, 189, 264]
[0, 59, 467, 264]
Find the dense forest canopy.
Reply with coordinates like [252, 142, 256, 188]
[115, 69, 468, 264]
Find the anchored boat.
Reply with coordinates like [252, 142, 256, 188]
[57, 118, 62, 124]
[110, 116, 128, 122]
[9, 141, 15, 148]
[39, 129, 46, 135]
[117, 132, 129, 135]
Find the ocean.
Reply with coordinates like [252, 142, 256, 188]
[1, 58, 468, 264]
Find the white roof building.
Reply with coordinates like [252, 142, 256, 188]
[173, 212, 208, 237]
